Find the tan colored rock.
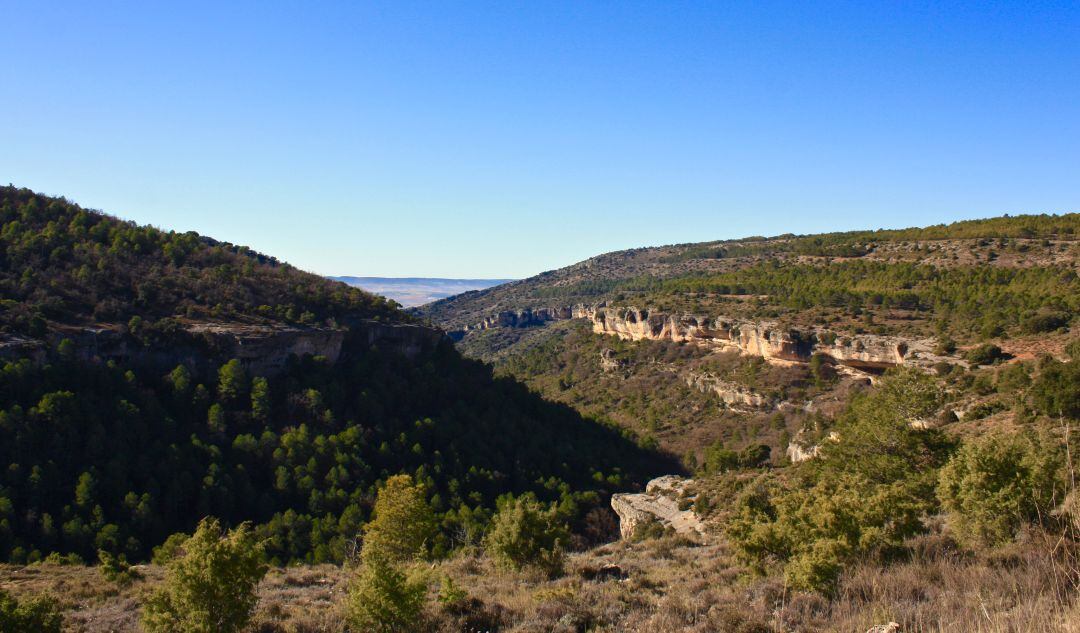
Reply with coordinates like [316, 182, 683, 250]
[610, 476, 704, 540]
[599, 348, 627, 373]
[685, 371, 775, 409]
[457, 303, 961, 374]
[582, 306, 957, 373]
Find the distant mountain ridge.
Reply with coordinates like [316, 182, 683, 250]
[331, 276, 514, 307]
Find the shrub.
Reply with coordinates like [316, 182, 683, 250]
[739, 444, 772, 468]
[361, 474, 436, 565]
[142, 517, 267, 633]
[726, 368, 950, 593]
[1030, 359, 1080, 420]
[1021, 309, 1070, 333]
[344, 473, 435, 632]
[937, 433, 1065, 547]
[965, 344, 1004, 366]
[345, 556, 427, 633]
[98, 549, 142, 586]
[935, 337, 957, 355]
[0, 590, 62, 633]
[151, 531, 190, 565]
[484, 494, 568, 576]
[1066, 338, 1080, 361]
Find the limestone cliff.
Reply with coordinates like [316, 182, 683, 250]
[456, 303, 955, 373]
[458, 305, 583, 335]
[36, 320, 443, 377]
[583, 306, 941, 371]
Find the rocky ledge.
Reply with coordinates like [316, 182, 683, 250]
[684, 370, 776, 410]
[611, 476, 705, 540]
[17, 319, 444, 377]
[584, 306, 947, 371]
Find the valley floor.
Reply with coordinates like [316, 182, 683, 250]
[4, 528, 1077, 633]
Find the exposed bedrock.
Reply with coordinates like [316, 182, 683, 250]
[583, 306, 930, 370]
[457, 303, 951, 372]
[610, 476, 705, 540]
[684, 371, 776, 410]
[19, 319, 444, 377]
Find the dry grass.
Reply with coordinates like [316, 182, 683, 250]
[1, 529, 1076, 632]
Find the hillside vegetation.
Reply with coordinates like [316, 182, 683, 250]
[4, 191, 1080, 632]
[0, 188, 667, 569]
[0, 186, 402, 334]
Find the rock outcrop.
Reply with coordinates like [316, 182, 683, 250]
[454, 303, 954, 374]
[611, 476, 705, 540]
[28, 319, 443, 377]
[684, 371, 776, 409]
[599, 348, 628, 373]
[460, 306, 581, 333]
[786, 430, 840, 463]
[583, 306, 939, 371]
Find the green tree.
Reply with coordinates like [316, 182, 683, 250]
[142, 517, 267, 633]
[484, 494, 567, 576]
[217, 359, 248, 405]
[937, 433, 1065, 546]
[207, 403, 227, 434]
[0, 590, 62, 633]
[250, 376, 271, 421]
[727, 368, 950, 593]
[168, 364, 191, 396]
[345, 557, 427, 633]
[1031, 359, 1080, 420]
[362, 474, 436, 564]
[74, 472, 96, 509]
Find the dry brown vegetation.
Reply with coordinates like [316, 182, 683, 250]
[4, 522, 1077, 632]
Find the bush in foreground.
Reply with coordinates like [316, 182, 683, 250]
[361, 474, 437, 565]
[142, 517, 267, 633]
[345, 474, 434, 633]
[726, 368, 949, 593]
[345, 557, 428, 633]
[0, 589, 62, 633]
[937, 432, 1065, 547]
[485, 494, 568, 576]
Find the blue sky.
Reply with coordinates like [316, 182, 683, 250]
[2, 1, 1078, 278]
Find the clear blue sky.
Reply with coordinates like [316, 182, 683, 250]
[2, 2, 1078, 278]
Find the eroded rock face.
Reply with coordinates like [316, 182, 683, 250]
[786, 430, 841, 463]
[611, 475, 704, 540]
[599, 348, 628, 373]
[31, 320, 443, 377]
[455, 303, 957, 374]
[185, 323, 347, 374]
[684, 371, 775, 410]
[582, 306, 949, 372]
[461, 306, 578, 332]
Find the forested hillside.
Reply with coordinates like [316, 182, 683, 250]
[0, 188, 666, 566]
